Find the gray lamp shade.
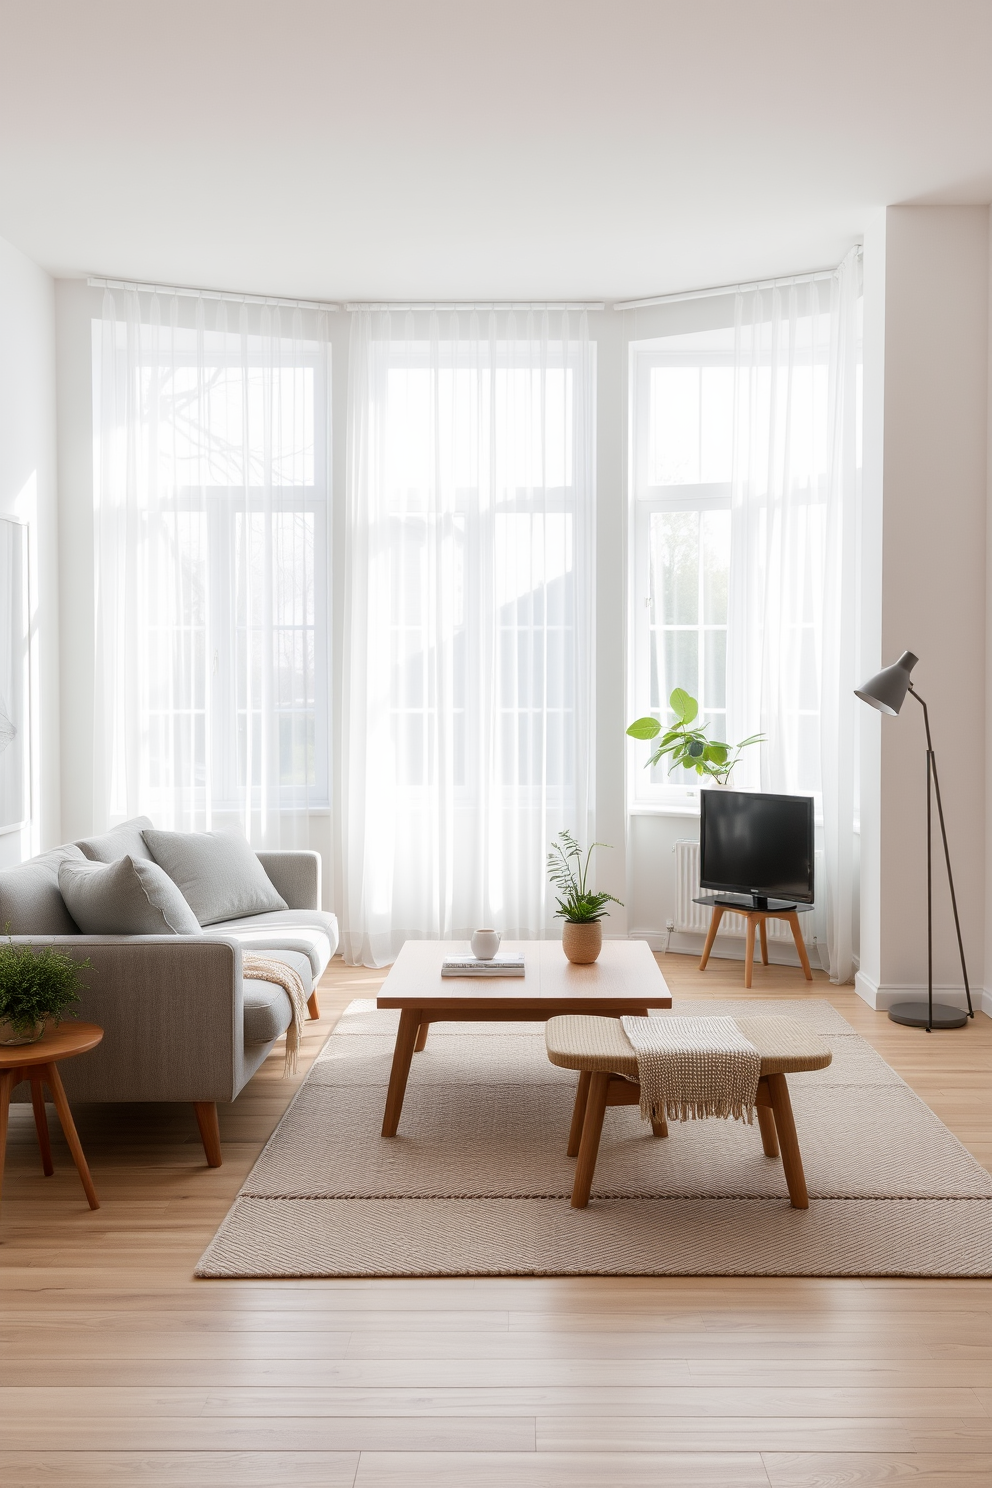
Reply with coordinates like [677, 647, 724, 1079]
[854, 651, 919, 715]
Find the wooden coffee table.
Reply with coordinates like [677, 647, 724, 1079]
[377, 939, 672, 1137]
[0, 1021, 103, 1216]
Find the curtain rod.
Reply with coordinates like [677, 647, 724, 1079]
[612, 256, 859, 311]
[346, 301, 604, 313]
[88, 277, 340, 312]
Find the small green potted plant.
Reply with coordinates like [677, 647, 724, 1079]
[0, 937, 88, 1046]
[547, 831, 623, 964]
[627, 687, 764, 785]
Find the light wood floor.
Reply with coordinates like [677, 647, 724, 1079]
[1, 952, 991, 1487]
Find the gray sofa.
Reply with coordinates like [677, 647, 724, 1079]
[0, 817, 339, 1165]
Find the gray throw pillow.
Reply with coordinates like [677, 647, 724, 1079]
[0, 844, 86, 935]
[58, 855, 203, 936]
[76, 815, 155, 864]
[142, 829, 288, 926]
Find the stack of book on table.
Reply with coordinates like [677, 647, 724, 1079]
[441, 953, 525, 978]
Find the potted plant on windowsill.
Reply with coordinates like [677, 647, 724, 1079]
[0, 937, 87, 1046]
[547, 831, 622, 964]
[627, 687, 764, 787]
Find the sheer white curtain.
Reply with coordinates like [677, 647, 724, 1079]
[725, 249, 862, 981]
[342, 307, 596, 966]
[92, 287, 332, 847]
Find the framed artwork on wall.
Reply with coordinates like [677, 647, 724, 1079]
[0, 517, 30, 835]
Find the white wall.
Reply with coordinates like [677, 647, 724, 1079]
[856, 205, 991, 1014]
[0, 234, 58, 866]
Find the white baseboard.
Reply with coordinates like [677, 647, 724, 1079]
[854, 970, 992, 1018]
[629, 927, 829, 973]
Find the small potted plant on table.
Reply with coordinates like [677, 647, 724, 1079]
[0, 938, 87, 1045]
[547, 831, 622, 964]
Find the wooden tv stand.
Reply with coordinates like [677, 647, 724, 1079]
[694, 896, 814, 989]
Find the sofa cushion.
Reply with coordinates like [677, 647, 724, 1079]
[58, 855, 203, 936]
[242, 948, 312, 1046]
[210, 909, 339, 979]
[142, 829, 288, 926]
[76, 816, 155, 864]
[0, 845, 85, 935]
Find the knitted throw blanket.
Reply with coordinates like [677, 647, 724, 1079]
[620, 1015, 761, 1125]
[242, 953, 309, 1076]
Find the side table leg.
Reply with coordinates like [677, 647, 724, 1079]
[30, 1076, 54, 1176]
[788, 913, 814, 981]
[0, 1068, 17, 1217]
[759, 917, 769, 965]
[744, 916, 756, 989]
[382, 1008, 422, 1138]
[43, 1063, 100, 1210]
[699, 906, 725, 971]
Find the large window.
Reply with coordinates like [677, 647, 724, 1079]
[93, 292, 331, 836]
[342, 309, 596, 962]
[631, 331, 734, 803]
[629, 281, 845, 810]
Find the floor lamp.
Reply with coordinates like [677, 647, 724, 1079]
[855, 650, 974, 1032]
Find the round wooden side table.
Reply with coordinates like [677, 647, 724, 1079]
[0, 1021, 104, 1215]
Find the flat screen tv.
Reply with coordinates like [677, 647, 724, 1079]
[699, 790, 814, 908]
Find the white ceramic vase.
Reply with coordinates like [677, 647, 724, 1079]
[471, 929, 501, 960]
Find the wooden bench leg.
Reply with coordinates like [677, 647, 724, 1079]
[699, 905, 725, 971]
[30, 1076, 54, 1176]
[756, 1077, 779, 1158]
[414, 1022, 430, 1053]
[571, 1070, 611, 1209]
[651, 1111, 669, 1138]
[307, 991, 320, 1020]
[766, 1072, 808, 1209]
[567, 1070, 590, 1158]
[193, 1100, 223, 1169]
[787, 912, 813, 981]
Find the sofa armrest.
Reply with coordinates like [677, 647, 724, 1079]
[256, 850, 321, 911]
[4, 934, 246, 1104]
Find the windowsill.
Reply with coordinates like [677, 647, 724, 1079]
[628, 802, 701, 819]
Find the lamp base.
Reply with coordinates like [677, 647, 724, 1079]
[887, 1001, 969, 1030]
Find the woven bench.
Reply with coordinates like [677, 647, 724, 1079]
[545, 1014, 832, 1210]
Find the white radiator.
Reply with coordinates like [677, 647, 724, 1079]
[674, 839, 822, 945]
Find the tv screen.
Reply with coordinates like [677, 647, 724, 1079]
[699, 790, 814, 904]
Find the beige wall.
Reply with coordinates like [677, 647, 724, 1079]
[857, 205, 990, 1013]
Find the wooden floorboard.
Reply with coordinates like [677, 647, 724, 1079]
[0, 951, 990, 1486]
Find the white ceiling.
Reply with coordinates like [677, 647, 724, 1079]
[1, 0, 991, 302]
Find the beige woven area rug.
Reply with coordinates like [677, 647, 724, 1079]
[196, 998, 992, 1279]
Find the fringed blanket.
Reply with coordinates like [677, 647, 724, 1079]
[242, 953, 310, 1075]
[620, 1014, 761, 1125]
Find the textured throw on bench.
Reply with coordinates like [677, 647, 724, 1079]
[620, 1014, 761, 1124]
[242, 953, 309, 1074]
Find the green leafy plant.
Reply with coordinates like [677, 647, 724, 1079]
[627, 687, 764, 785]
[546, 831, 623, 923]
[0, 937, 88, 1038]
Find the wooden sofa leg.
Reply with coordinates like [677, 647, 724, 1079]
[193, 1102, 223, 1167]
[307, 991, 320, 1020]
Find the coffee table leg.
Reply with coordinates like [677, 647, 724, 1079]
[30, 1076, 54, 1176]
[413, 1022, 429, 1053]
[382, 1008, 422, 1138]
[43, 1063, 100, 1210]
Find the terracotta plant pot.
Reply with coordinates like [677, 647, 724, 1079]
[562, 920, 603, 964]
[0, 1018, 45, 1046]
